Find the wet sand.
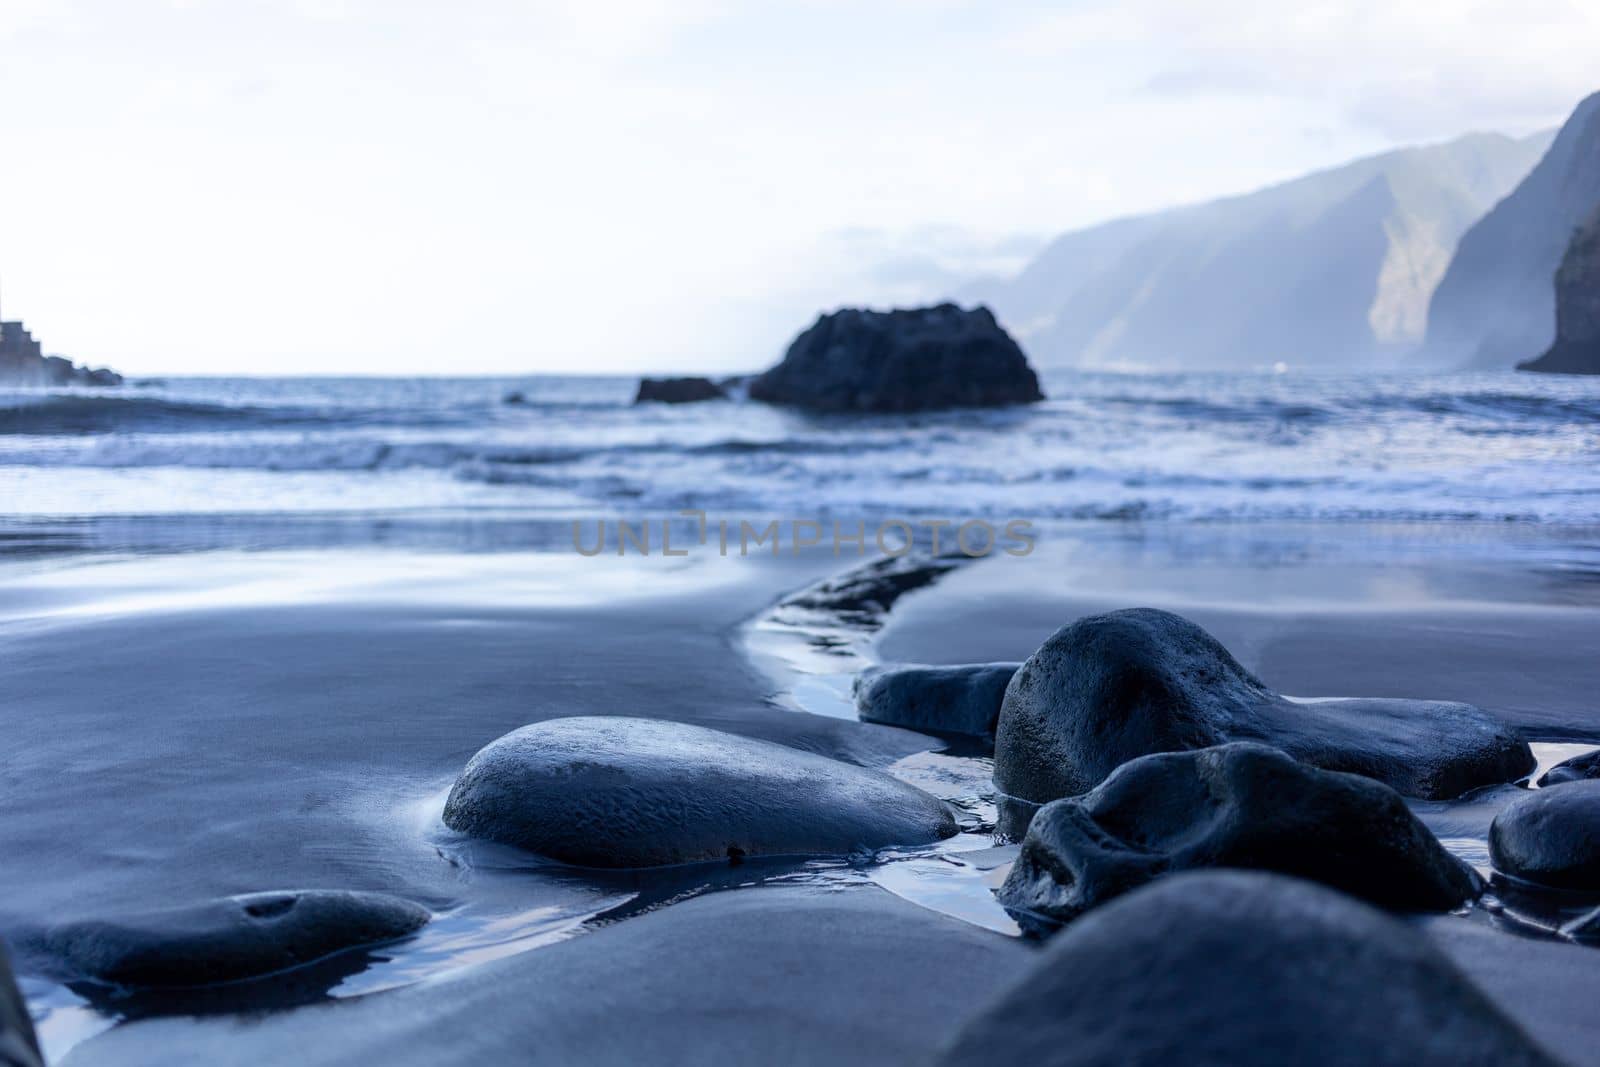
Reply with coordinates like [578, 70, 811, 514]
[4, 522, 1600, 1064]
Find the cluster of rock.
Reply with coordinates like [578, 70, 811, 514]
[854, 606, 1600, 959]
[8, 589, 1593, 1062]
[0, 320, 121, 388]
[636, 303, 1045, 413]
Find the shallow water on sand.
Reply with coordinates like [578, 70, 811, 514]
[4, 522, 1600, 1060]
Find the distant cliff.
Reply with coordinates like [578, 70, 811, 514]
[1519, 208, 1600, 374]
[961, 131, 1551, 371]
[1423, 92, 1600, 369]
[0, 321, 122, 387]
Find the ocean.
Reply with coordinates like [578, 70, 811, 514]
[2, 370, 1599, 558]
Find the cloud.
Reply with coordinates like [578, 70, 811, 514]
[1011, 0, 1599, 139]
[0, 0, 1596, 373]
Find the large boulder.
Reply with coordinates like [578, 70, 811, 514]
[994, 608, 1532, 804]
[41, 890, 430, 988]
[633, 376, 727, 404]
[853, 663, 1018, 740]
[749, 303, 1044, 413]
[998, 742, 1480, 935]
[0, 945, 42, 1067]
[1519, 205, 1600, 374]
[1538, 748, 1600, 787]
[442, 717, 958, 867]
[1489, 780, 1600, 889]
[940, 871, 1562, 1067]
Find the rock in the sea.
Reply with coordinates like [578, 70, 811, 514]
[940, 871, 1561, 1067]
[634, 376, 728, 404]
[749, 303, 1044, 413]
[994, 608, 1532, 804]
[45, 890, 430, 988]
[0, 318, 121, 388]
[0, 944, 43, 1067]
[998, 742, 1480, 935]
[442, 717, 958, 867]
[853, 663, 1018, 739]
[1519, 206, 1600, 374]
[1490, 780, 1600, 890]
[1538, 748, 1600, 787]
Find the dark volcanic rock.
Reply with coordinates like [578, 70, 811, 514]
[749, 303, 1043, 413]
[442, 717, 958, 867]
[1489, 780, 1600, 889]
[1537, 748, 1600, 786]
[634, 376, 728, 404]
[998, 742, 1480, 935]
[994, 608, 1532, 804]
[940, 871, 1561, 1067]
[65, 886, 1030, 1067]
[0, 945, 42, 1067]
[44, 891, 430, 988]
[853, 662, 1018, 739]
[1520, 207, 1600, 374]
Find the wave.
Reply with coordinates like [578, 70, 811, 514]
[0, 395, 363, 436]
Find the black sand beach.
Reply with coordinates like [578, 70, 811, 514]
[0, 522, 1596, 1064]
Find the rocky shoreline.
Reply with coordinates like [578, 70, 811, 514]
[3, 545, 1599, 1065]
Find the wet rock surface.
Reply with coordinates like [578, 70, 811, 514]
[749, 303, 1043, 413]
[1537, 748, 1600, 787]
[994, 608, 1533, 804]
[63, 886, 1030, 1067]
[442, 716, 959, 867]
[1490, 781, 1600, 890]
[40, 891, 430, 989]
[998, 743, 1480, 934]
[853, 662, 1018, 739]
[941, 871, 1562, 1067]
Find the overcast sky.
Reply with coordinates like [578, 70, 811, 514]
[1, 0, 1596, 375]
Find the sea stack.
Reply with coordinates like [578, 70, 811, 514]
[750, 303, 1043, 413]
[1519, 207, 1600, 374]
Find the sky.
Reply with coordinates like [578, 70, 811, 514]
[1, 0, 1597, 376]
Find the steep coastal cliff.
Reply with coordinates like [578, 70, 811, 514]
[1520, 208, 1600, 374]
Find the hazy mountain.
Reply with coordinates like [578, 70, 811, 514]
[964, 131, 1553, 371]
[1423, 93, 1600, 369]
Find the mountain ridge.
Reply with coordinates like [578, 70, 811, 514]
[962, 130, 1555, 371]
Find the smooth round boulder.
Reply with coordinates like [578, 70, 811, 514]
[999, 743, 1479, 934]
[442, 717, 959, 867]
[44, 891, 431, 989]
[1490, 780, 1600, 890]
[940, 871, 1561, 1067]
[995, 608, 1532, 804]
[1537, 748, 1600, 787]
[853, 662, 1018, 739]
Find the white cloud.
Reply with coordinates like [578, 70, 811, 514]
[0, 0, 1594, 374]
